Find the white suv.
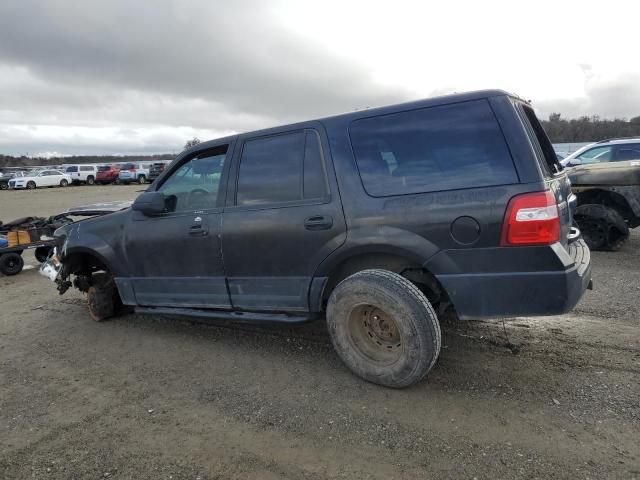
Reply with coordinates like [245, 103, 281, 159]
[118, 163, 151, 184]
[65, 165, 98, 185]
[561, 138, 640, 168]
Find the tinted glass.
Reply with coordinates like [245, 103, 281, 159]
[303, 130, 327, 199]
[237, 132, 304, 206]
[66, 166, 78, 172]
[349, 100, 518, 197]
[577, 146, 612, 164]
[159, 148, 227, 212]
[615, 144, 640, 161]
[98, 166, 110, 172]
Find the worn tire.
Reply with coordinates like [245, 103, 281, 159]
[0, 252, 24, 276]
[575, 204, 629, 251]
[326, 269, 441, 388]
[87, 272, 121, 321]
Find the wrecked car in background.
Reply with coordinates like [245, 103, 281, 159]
[42, 90, 592, 388]
[562, 138, 640, 251]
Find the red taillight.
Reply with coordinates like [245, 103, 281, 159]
[500, 190, 560, 246]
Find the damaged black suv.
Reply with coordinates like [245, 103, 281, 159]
[45, 90, 592, 388]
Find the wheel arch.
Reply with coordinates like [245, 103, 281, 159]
[313, 246, 451, 315]
[574, 188, 637, 225]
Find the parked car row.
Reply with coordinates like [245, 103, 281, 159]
[0, 161, 172, 190]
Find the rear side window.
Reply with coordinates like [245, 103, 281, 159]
[615, 144, 640, 161]
[349, 99, 518, 197]
[236, 130, 327, 206]
[519, 105, 562, 175]
[80, 166, 93, 171]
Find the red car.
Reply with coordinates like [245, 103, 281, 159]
[96, 165, 121, 185]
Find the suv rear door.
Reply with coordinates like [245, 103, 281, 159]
[221, 126, 347, 311]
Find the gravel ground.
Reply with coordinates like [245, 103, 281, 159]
[1, 185, 638, 479]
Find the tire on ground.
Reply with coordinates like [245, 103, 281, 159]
[575, 203, 629, 251]
[87, 272, 121, 321]
[60, 179, 69, 187]
[326, 269, 441, 388]
[0, 252, 24, 275]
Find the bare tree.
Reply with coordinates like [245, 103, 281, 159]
[184, 137, 201, 149]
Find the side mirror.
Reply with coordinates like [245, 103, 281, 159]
[567, 158, 582, 167]
[132, 191, 165, 215]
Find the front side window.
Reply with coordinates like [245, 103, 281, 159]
[66, 166, 78, 173]
[576, 146, 613, 164]
[236, 130, 327, 206]
[159, 146, 227, 212]
[349, 99, 519, 197]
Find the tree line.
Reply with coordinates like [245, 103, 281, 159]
[0, 153, 175, 169]
[540, 113, 640, 143]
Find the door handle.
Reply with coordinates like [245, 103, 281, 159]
[304, 215, 333, 230]
[188, 224, 208, 236]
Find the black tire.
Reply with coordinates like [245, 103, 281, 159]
[0, 252, 24, 276]
[575, 204, 629, 252]
[26, 181, 36, 190]
[137, 174, 146, 184]
[86, 176, 95, 185]
[34, 246, 53, 263]
[326, 269, 441, 388]
[59, 179, 69, 187]
[0, 181, 8, 190]
[87, 272, 121, 321]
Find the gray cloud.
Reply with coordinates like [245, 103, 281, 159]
[0, 0, 410, 152]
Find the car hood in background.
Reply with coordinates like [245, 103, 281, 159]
[65, 200, 133, 216]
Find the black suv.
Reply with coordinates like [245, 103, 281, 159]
[44, 90, 592, 388]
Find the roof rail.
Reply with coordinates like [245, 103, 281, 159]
[595, 136, 640, 144]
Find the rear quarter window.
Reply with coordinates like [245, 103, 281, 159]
[349, 99, 518, 197]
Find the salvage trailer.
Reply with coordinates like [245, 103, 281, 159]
[0, 202, 131, 276]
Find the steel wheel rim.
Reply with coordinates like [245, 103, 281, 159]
[347, 304, 403, 365]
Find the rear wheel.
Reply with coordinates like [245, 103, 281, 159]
[87, 272, 122, 321]
[86, 176, 95, 185]
[575, 204, 629, 251]
[26, 181, 36, 190]
[0, 252, 24, 275]
[59, 179, 69, 187]
[327, 269, 441, 388]
[137, 174, 146, 184]
[0, 181, 8, 190]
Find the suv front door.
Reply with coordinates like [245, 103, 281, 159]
[222, 128, 347, 312]
[125, 143, 233, 308]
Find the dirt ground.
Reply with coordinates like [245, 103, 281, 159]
[1, 185, 638, 479]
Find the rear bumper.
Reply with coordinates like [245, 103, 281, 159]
[432, 239, 592, 320]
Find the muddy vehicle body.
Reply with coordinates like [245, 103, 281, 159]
[563, 139, 640, 250]
[43, 90, 592, 387]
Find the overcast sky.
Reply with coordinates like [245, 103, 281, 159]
[0, 0, 638, 157]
